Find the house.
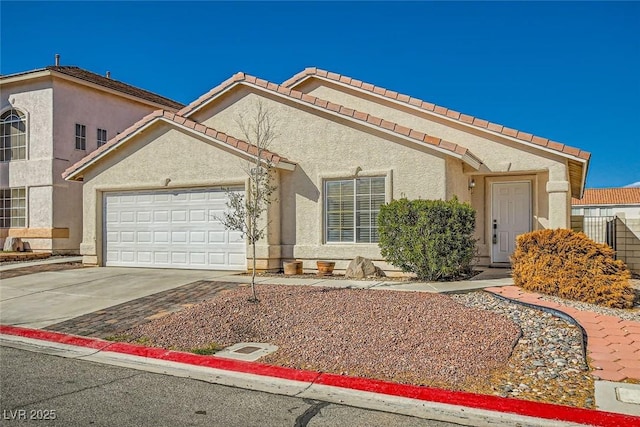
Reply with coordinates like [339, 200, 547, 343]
[572, 188, 640, 219]
[0, 58, 184, 253]
[571, 188, 640, 273]
[63, 68, 590, 273]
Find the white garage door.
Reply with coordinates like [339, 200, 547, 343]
[104, 188, 246, 270]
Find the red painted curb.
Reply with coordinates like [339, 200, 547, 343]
[2, 324, 638, 427]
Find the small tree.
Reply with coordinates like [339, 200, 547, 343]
[219, 101, 278, 302]
[377, 197, 477, 281]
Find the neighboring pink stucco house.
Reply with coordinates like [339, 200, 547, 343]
[64, 68, 590, 273]
[0, 59, 183, 253]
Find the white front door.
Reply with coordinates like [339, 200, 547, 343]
[491, 181, 531, 263]
[104, 188, 246, 270]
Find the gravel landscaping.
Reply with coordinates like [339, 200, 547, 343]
[451, 292, 593, 407]
[126, 285, 521, 389]
[532, 278, 640, 322]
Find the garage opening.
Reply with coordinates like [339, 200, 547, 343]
[103, 188, 246, 270]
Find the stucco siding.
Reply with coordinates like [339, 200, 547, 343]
[80, 124, 251, 264]
[300, 81, 568, 178]
[52, 79, 159, 185]
[1, 75, 167, 253]
[1, 79, 54, 187]
[195, 90, 448, 262]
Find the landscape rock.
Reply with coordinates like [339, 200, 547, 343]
[344, 256, 385, 279]
[3, 237, 24, 252]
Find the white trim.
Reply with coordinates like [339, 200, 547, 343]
[0, 70, 50, 85]
[0, 105, 29, 162]
[290, 75, 589, 165]
[322, 174, 387, 245]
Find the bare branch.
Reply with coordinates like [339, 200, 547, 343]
[218, 100, 280, 302]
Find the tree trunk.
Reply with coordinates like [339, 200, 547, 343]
[250, 241, 258, 302]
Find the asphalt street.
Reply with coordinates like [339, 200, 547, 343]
[0, 346, 460, 427]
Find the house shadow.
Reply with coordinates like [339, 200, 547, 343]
[279, 166, 319, 260]
[615, 216, 640, 278]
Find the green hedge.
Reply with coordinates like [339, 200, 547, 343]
[378, 198, 476, 280]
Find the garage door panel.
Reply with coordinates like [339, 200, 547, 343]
[171, 231, 187, 243]
[189, 252, 206, 265]
[120, 212, 135, 222]
[208, 253, 225, 264]
[105, 188, 246, 270]
[137, 211, 152, 223]
[136, 252, 153, 263]
[171, 210, 187, 222]
[190, 231, 206, 244]
[120, 231, 135, 243]
[153, 211, 169, 222]
[228, 252, 248, 267]
[189, 209, 207, 222]
[229, 230, 245, 243]
[137, 231, 152, 243]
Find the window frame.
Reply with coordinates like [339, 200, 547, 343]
[0, 187, 27, 228]
[0, 108, 27, 162]
[97, 128, 107, 147]
[75, 123, 87, 150]
[324, 176, 386, 244]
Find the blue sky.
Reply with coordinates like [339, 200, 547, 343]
[2, 1, 638, 189]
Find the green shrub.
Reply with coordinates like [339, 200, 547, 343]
[511, 229, 634, 308]
[377, 197, 476, 280]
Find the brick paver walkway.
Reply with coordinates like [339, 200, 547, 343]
[45, 281, 238, 338]
[486, 286, 640, 382]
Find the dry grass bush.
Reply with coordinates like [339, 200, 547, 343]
[511, 229, 634, 309]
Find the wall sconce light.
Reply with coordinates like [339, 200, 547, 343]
[468, 178, 476, 190]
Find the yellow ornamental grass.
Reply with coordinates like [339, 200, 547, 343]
[511, 229, 634, 309]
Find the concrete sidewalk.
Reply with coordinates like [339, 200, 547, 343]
[0, 255, 83, 271]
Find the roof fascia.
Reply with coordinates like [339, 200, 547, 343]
[0, 70, 52, 85]
[183, 80, 479, 169]
[64, 117, 295, 181]
[297, 75, 589, 165]
[50, 71, 181, 110]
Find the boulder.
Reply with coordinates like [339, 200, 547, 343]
[3, 236, 24, 252]
[345, 256, 385, 279]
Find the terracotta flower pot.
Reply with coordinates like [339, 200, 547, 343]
[283, 260, 303, 275]
[316, 261, 336, 276]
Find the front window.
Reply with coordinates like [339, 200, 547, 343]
[0, 187, 26, 228]
[75, 124, 86, 150]
[97, 128, 107, 147]
[0, 109, 27, 161]
[325, 177, 385, 243]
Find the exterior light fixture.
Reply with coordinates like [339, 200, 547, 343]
[468, 178, 476, 190]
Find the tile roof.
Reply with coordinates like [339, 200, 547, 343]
[179, 73, 483, 167]
[63, 109, 295, 180]
[48, 66, 185, 110]
[1, 66, 184, 110]
[572, 188, 640, 206]
[283, 67, 591, 162]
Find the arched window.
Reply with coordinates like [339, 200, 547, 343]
[1, 108, 27, 161]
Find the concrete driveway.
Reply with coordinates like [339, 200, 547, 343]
[0, 267, 240, 328]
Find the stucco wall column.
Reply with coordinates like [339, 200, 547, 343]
[546, 180, 570, 229]
[251, 170, 282, 272]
